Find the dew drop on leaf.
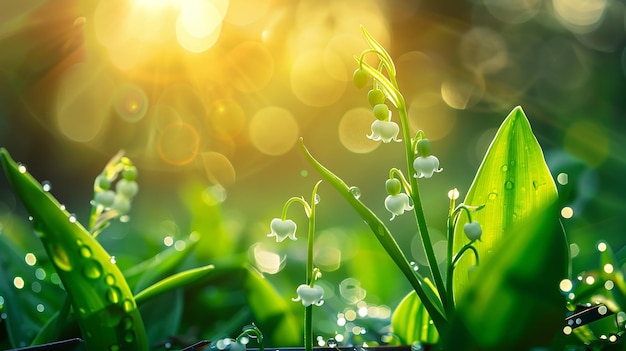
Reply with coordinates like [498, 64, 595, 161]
[17, 163, 27, 173]
[349, 186, 361, 199]
[504, 181, 514, 190]
[41, 181, 52, 192]
[82, 260, 103, 280]
[106, 286, 122, 304]
[488, 192, 498, 200]
[500, 164, 508, 172]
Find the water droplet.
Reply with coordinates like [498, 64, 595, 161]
[599, 305, 608, 315]
[120, 316, 133, 330]
[563, 326, 572, 335]
[28, 216, 33, 221]
[124, 331, 135, 343]
[106, 286, 122, 304]
[349, 186, 361, 199]
[59, 204, 66, 211]
[41, 181, 52, 192]
[239, 336, 249, 345]
[79, 246, 92, 258]
[36, 303, 45, 312]
[488, 192, 498, 200]
[69, 214, 77, 223]
[410, 261, 419, 271]
[504, 181, 514, 190]
[17, 163, 27, 173]
[500, 164, 508, 172]
[83, 260, 103, 280]
[110, 256, 117, 264]
[105, 274, 116, 285]
[119, 215, 130, 223]
[314, 194, 321, 204]
[50, 244, 72, 271]
[509, 160, 516, 168]
[327, 338, 337, 348]
[122, 299, 134, 312]
[109, 344, 120, 351]
[410, 341, 424, 351]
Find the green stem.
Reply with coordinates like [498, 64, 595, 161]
[397, 102, 448, 313]
[305, 181, 321, 351]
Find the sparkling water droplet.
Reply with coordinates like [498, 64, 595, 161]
[82, 260, 103, 280]
[314, 194, 321, 204]
[105, 274, 116, 285]
[327, 338, 337, 348]
[79, 245, 92, 258]
[28, 216, 33, 221]
[41, 181, 52, 192]
[59, 204, 66, 211]
[349, 186, 361, 199]
[410, 341, 424, 351]
[122, 299, 134, 312]
[504, 181, 514, 190]
[17, 163, 27, 173]
[69, 214, 77, 223]
[239, 336, 249, 345]
[110, 256, 116, 264]
[106, 286, 122, 304]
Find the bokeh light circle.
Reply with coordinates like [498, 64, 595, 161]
[249, 107, 299, 156]
[158, 122, 201, 166]
[290, 50, 346, 107]
[201, 151, 236, 186]
[408, 95, 457, 140]
[229, 41, 275, 92]
[338, 107, 381, 153]
[205, 99, 247, 139]
[114, 84, 149, 123]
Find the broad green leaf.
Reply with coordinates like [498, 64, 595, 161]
[299, 139, 446, 330]
[443, 201, 568, 350]
[1, 148, 148, 351]
[391, 288, 439, 345]
[452, 106, 560, 299]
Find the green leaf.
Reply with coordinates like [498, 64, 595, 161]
[360, 26, 396, 77]
[134, 264, 215, 305]
[1, 148, 148, 351]
[124, 234, 200, 294]
[452, 106, 560, 299]
[243, 267, 301, 346]
[391, 288, 439, 345]
[443, 201, 568, 350]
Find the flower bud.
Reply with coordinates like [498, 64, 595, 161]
[416, 138, 431, 156]
[368, 89, 386, 107]
[122, 166, 138, 181]
[373, 104, 390, 121]
[116, 179, 139, 199]
[463, 221, 482, 241]
[353, 68, 369, 88]
[267, 218, 297, 242]
[385, 178, 402, 195]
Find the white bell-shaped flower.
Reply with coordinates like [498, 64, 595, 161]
[384, 193, 414, 220]
[267, 218, 297, 242]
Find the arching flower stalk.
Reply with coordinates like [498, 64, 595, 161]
[267, 181, 323, 351]
[445, 195, 484, 310]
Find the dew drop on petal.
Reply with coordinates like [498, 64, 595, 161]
[349, 186, 361, 199]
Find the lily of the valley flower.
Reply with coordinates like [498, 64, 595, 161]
[367, 119, 401, 143]
[384, 193, 413, 220]
[267, 218, 297, 242]
[293, 284, 324, 307]
[413, 155, 442, 178]
[463, 221, 483, 241]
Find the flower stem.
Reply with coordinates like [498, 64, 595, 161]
[397, 103, 448, 313]
[305, 181, 321, 351]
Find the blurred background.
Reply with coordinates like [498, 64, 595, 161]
[1, 0, 626, 348]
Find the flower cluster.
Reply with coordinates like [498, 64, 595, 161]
[89, 151, 139, 235]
